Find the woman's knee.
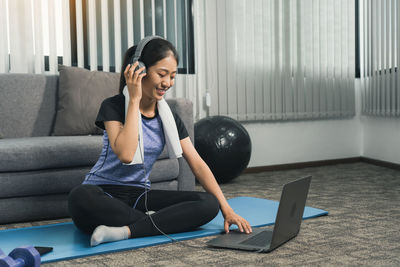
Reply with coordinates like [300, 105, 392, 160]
[68, 185, 103, 219]
[198, 192, 220, 221]
[68, 185, 102, 204]
[68, 185, 104, 234]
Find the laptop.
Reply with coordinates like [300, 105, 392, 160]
[206, 176, 312, 252]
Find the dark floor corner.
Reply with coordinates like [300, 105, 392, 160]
[1, 162, 400, 266]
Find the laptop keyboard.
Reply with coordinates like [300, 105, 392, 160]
[239, 230, 273, 247]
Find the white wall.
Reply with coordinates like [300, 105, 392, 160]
[361, 117, 400, 164]
[242, 79, 400, 168]
[244, 117, 363, 168]
[244, 80, 363, 167]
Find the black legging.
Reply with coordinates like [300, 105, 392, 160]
[68, 184, 220, 238]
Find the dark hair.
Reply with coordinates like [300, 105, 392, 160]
[119, 38, 179, 93]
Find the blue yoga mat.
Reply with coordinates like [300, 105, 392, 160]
[0, 197, 327, 263]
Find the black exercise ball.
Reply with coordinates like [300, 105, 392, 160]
[194, 116, 252, 183]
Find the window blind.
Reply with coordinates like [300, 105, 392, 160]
[360, 0, 400, 117]
[0, 0, 194, 75]
[200, 0, 356, 121]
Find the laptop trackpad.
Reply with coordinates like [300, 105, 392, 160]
[207, 228, 272, 251]
[239, 230, 272, 246]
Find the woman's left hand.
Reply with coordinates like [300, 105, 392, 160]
[223, 210, 252, 234]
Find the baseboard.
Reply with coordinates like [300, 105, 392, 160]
[244, 156, 400, 173]
[243, 157, 362, 173]
[359, 157, 400, 171]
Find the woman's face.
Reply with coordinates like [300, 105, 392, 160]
[141, 53, 177, 101]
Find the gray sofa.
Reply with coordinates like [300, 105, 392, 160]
[0, 72, 195, 224]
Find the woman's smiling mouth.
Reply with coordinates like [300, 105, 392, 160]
[156, 88, 167, 96]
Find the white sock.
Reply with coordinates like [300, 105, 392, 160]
[90, 225, 130, 247]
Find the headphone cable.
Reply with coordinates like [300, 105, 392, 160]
[138, 135, 208, 249]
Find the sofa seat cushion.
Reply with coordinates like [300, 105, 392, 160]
[149, 158, 179, 183]
[0, 194, 70, 224]
[0, 136, 103, 172]
[0, 167, 90, 198]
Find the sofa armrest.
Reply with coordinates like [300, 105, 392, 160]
[166, 98, 194, 140]
[177, 157, 195, 191]
[166, 98, 195, 191]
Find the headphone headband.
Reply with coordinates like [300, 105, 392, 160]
[132, 35, 164, 63]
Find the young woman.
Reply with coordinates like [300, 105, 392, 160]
[68, 37, 252, 247]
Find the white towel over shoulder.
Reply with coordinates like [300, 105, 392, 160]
[122, 86, 182, 165]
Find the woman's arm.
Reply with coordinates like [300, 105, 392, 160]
[104, 101, 139, 164]
[180, 137, 252, 234]
[105, 62, 146, 164]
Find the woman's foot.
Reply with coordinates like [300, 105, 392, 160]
[90, 225, 130, 246]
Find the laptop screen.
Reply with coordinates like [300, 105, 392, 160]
[270, 176, 311, 249]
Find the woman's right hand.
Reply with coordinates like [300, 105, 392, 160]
[124, 61, 146, 101]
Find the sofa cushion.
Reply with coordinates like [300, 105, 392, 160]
[0, 160, 179, 199]
[0, 167, 90, 198]
[52, 65, 120, 136]
[0, 74, 58, 138]
[150, 180, 178, 191]
[0, 136, 103, 172]
[149, 158, 180, 183]
[0, 194, 70, 224]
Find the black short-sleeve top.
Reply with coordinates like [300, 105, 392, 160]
[83, 94, 188, 188]
[95, 94, 188, 139]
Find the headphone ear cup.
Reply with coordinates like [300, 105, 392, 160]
[135, 61, 147, 74]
